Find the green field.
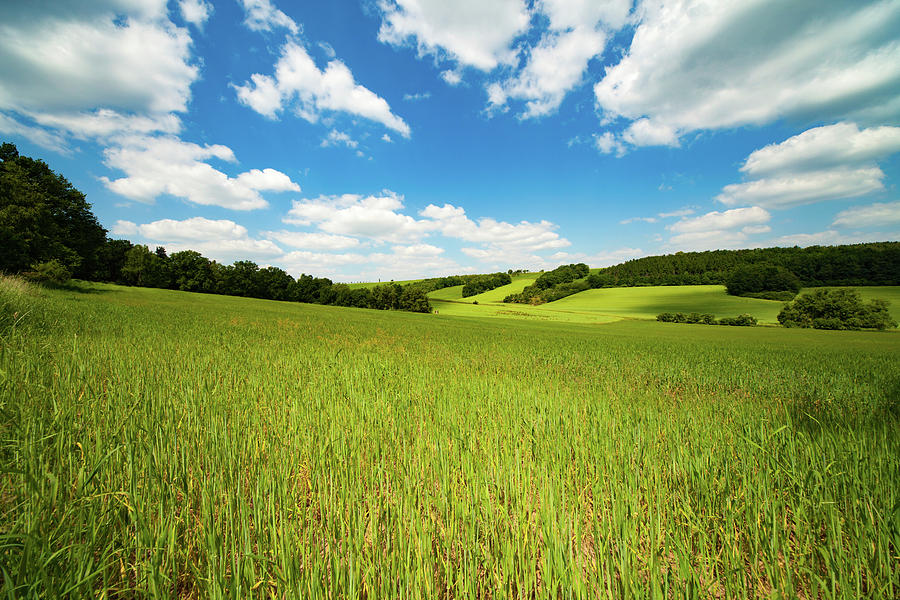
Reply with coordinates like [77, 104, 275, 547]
[2, 277, 898, 598]
[430, 284, 900, 325]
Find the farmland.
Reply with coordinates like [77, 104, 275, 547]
[1, 276, 898, 598]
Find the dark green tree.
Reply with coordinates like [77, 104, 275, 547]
[120, 245, 168, 288]
[778, 289, 897, 330]
[94, 239, 134, 283]
[0, 142, 107, 277]
[168, 250, 216, 292]
[726, 264, 801, 298]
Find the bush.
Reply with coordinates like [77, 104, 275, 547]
[778, 289, 897, 330]
[23, 259, 71, 283]
[657, 312, 757, 326]
[717, 314, 757, 326]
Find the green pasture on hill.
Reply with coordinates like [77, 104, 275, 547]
[426, 274, 540, 304]
[1, 277, 898, 598]
[430, 284, 900, 325]
[548, 284, 787, 322]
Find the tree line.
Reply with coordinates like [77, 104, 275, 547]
[591, 244, 899, 288]
[0, 142, 431, 314]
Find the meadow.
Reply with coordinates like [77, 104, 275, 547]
[1, 277, 898, 598]
[429, 284, 900, 325]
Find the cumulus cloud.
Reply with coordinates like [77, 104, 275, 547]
[279, 192, 571, 269]
[740, 123, 900, 177]
[377, 0, 530, 72]
[101, 136, 300, 210]
[594, 1, 900, 149]
[666, 206, 771, 250]
[488, 26, 607, 118]
[832, 201, 900, 229]
[420, 202, 571, 264]
[237, 0, 298, 34]
[113, 216, 284, 262]
[179, 0, 212, 27]
[717, 167, 886, 209]
[668, 206, 770, 234]
[284, 192, 432, 242]
[0, 1, 200, 149]
[234, 41, 410, 137]
[719, 123, 900, 210]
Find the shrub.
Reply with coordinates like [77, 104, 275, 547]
[778, 289, 896, 330]
[717, 314, 757, 327]
[23, 259, 71, 283]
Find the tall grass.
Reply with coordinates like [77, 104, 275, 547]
[1, 280, 898, 598]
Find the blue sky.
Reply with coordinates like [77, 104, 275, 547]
[1, 0, 899, 281]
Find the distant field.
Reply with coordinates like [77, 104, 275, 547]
[426, 274, 540, 304]
[548, 284, 786, 323]
[430, 284, 900, 325]
[3, 278, 897, 598]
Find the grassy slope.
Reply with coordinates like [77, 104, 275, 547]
[431, 284, 900, 325]
[548, 285, 786, 323]
[2, 278, 898, 597]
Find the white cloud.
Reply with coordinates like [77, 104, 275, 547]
[717, 167, 886, 209]
[620, 216, 656, 224]
[180, 0, 212, 27]
[111, 220, 139, 236]
[594, 1, 900, 148]
[420, 203, 570, 253]
[237, 0, 298, 34]
[320, 129, 359, 149]
[377, 0, 530, 71]
[488, 26, 607, 118]
[0, 113, 69, 153]
[119, 216, 284, 262]
[666, 206, 771, 251]
[101, 136, 301, 210]
[484, 0, 634, 119]
[441, 70, 463, 86]
[234, 41, 411, 137]
[740, 123, 900, 177]
[381, 133, 393, 143]
[657, 208, 695, 219]
[137, 217, 249, 241]
[832, 201, 900, 229]
[234, 168, 301, 192]
[539, 0, 632, 31]
[403, 92, 431, 101]
[593, 131, 625, 156]
[620, 118, 679, 148]
[29, 110, 182, 140]
[284, 192, 432, 243]
[0, 2, 198, 146]
[264, 231, 363, 250]
[668, 206, 771, 234]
